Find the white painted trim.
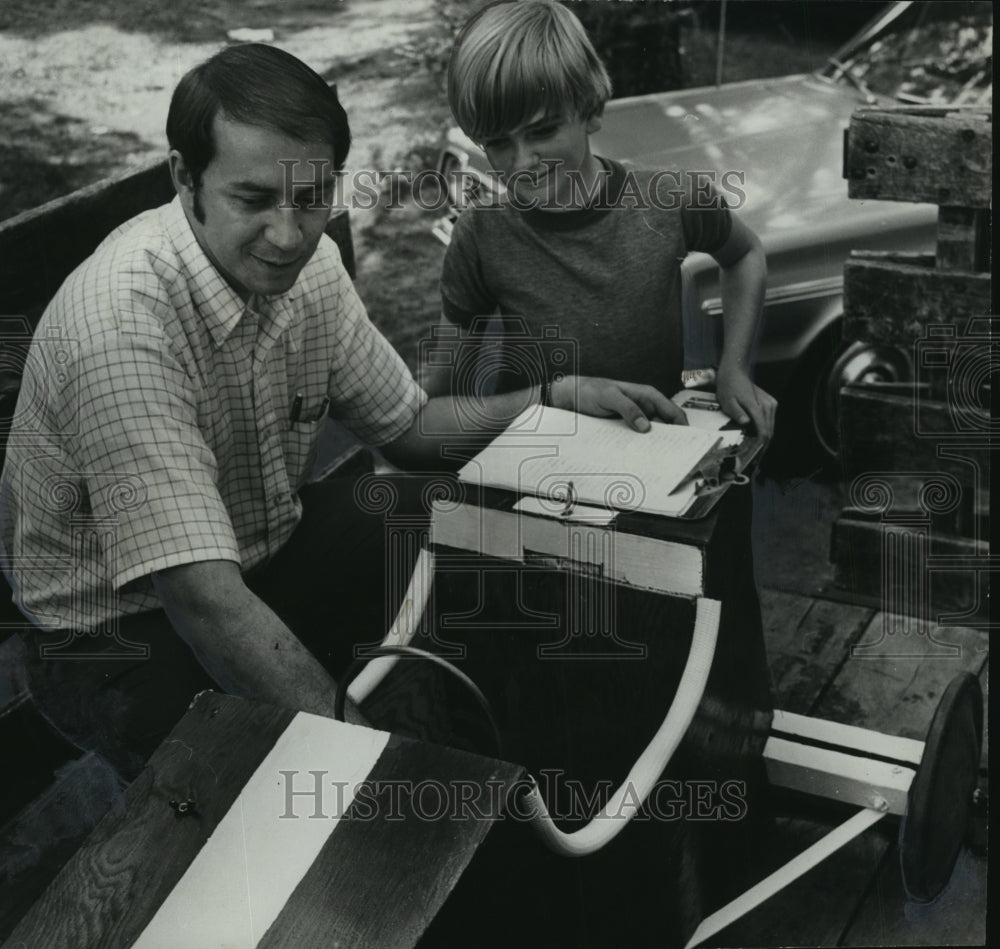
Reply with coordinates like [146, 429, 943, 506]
[771, 709, 925, 765]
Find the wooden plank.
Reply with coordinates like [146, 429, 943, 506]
[763, 737, 914, 814]
[842, 254, 991, 346]
[771, 710, 924, 766]
[0, 157, 175, 322]
[839, 387, 991, 536]
[831, 514, 990, 623]
[5, 695, 522, 949]
[759, 589, 814, 696]
[763, 597, 875, 716]
[713, 814, 890, 948]
[811, 620, 987, 742]
[128, 715, 392, 949]
[936, 206, 990, 272]
[845, 108, 991, 207]
[840, 842, 987, 947]
[257, 734, 522, 949]
[3, 693, 296, 949]
[0, 753, 122, 943]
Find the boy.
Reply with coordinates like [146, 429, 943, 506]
[436, 0, 776, 437]
[424, 8, 777, 941]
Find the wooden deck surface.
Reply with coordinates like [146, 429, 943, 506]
[711, 587, 989, 948]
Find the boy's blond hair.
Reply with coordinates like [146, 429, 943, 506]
[448, 1, 612, 143]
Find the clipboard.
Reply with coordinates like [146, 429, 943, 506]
[663, 388, 765, 519]
[457, 400, 764, 523]
[675, 430, 764, 519]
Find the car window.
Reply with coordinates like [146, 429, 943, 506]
[827, 1, 992, 106]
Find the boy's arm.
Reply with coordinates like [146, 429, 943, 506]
[711, 214, 777, 439]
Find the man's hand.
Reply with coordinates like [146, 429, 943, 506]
[716, 365, 777, 439]
[550, 376, 688, 432]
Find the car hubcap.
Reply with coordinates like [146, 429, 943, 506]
[813, 341, 912, 458]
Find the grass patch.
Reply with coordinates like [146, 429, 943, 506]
[353, 198, 447, 375]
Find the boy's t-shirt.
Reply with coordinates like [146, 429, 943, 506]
[439, 157, 731, 396]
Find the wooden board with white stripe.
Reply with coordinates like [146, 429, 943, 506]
[4, 693, 523, 949]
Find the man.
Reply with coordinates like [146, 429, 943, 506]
[0, 44, 678, 778]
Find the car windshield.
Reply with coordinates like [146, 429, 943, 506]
[823, 1, 992, 106]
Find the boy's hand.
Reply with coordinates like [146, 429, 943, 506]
[550, 376, 688, 432]
[716, 366, 777, 439]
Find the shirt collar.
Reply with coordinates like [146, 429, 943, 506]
[519, 156, 629, 231]
[162, 197, 298, 348]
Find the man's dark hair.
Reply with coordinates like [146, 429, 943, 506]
[167, 43, 351, 187]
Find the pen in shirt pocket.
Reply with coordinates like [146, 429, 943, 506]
[290, 392, 304, 424]
[290, 392, 331, 425]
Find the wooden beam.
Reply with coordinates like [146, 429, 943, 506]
[845, 108, 991, 207]
[843, 253, 991, 346]
[831, 514, 990, 623]
[937, 206, 991, 272]
[839, 387, 990, 536]
[763, 736, 914, 814]
[0, 158, 175, 322]
[0, 753, 123, 941]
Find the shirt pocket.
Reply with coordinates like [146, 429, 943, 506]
[281, 393, 330, 486]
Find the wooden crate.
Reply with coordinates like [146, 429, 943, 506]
[832, 106, 992, 624]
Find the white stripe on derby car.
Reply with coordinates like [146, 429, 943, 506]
[131, 713, 390, 949]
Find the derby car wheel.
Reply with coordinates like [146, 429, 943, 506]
[899, 672, 983, 903]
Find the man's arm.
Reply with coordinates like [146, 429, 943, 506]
[380, 372, 687, 470]
[711, 214, 778, 439]
[151, 560, 365, 724]
[418, 314, 466, 399]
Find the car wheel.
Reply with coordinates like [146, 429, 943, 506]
[810, 331, 913, 460]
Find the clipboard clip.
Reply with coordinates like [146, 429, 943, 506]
[693, 444, 749, 495]
[557, 481, 577, 517]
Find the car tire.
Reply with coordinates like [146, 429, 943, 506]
[779, 320, 913, 468]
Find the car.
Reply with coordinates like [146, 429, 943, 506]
[430, 0, 992, 461]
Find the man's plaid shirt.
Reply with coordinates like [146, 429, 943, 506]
[1, 197, 426, 630]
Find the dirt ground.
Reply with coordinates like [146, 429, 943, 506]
[0, 0, 452, 366]
[0, 0, 444, 217]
